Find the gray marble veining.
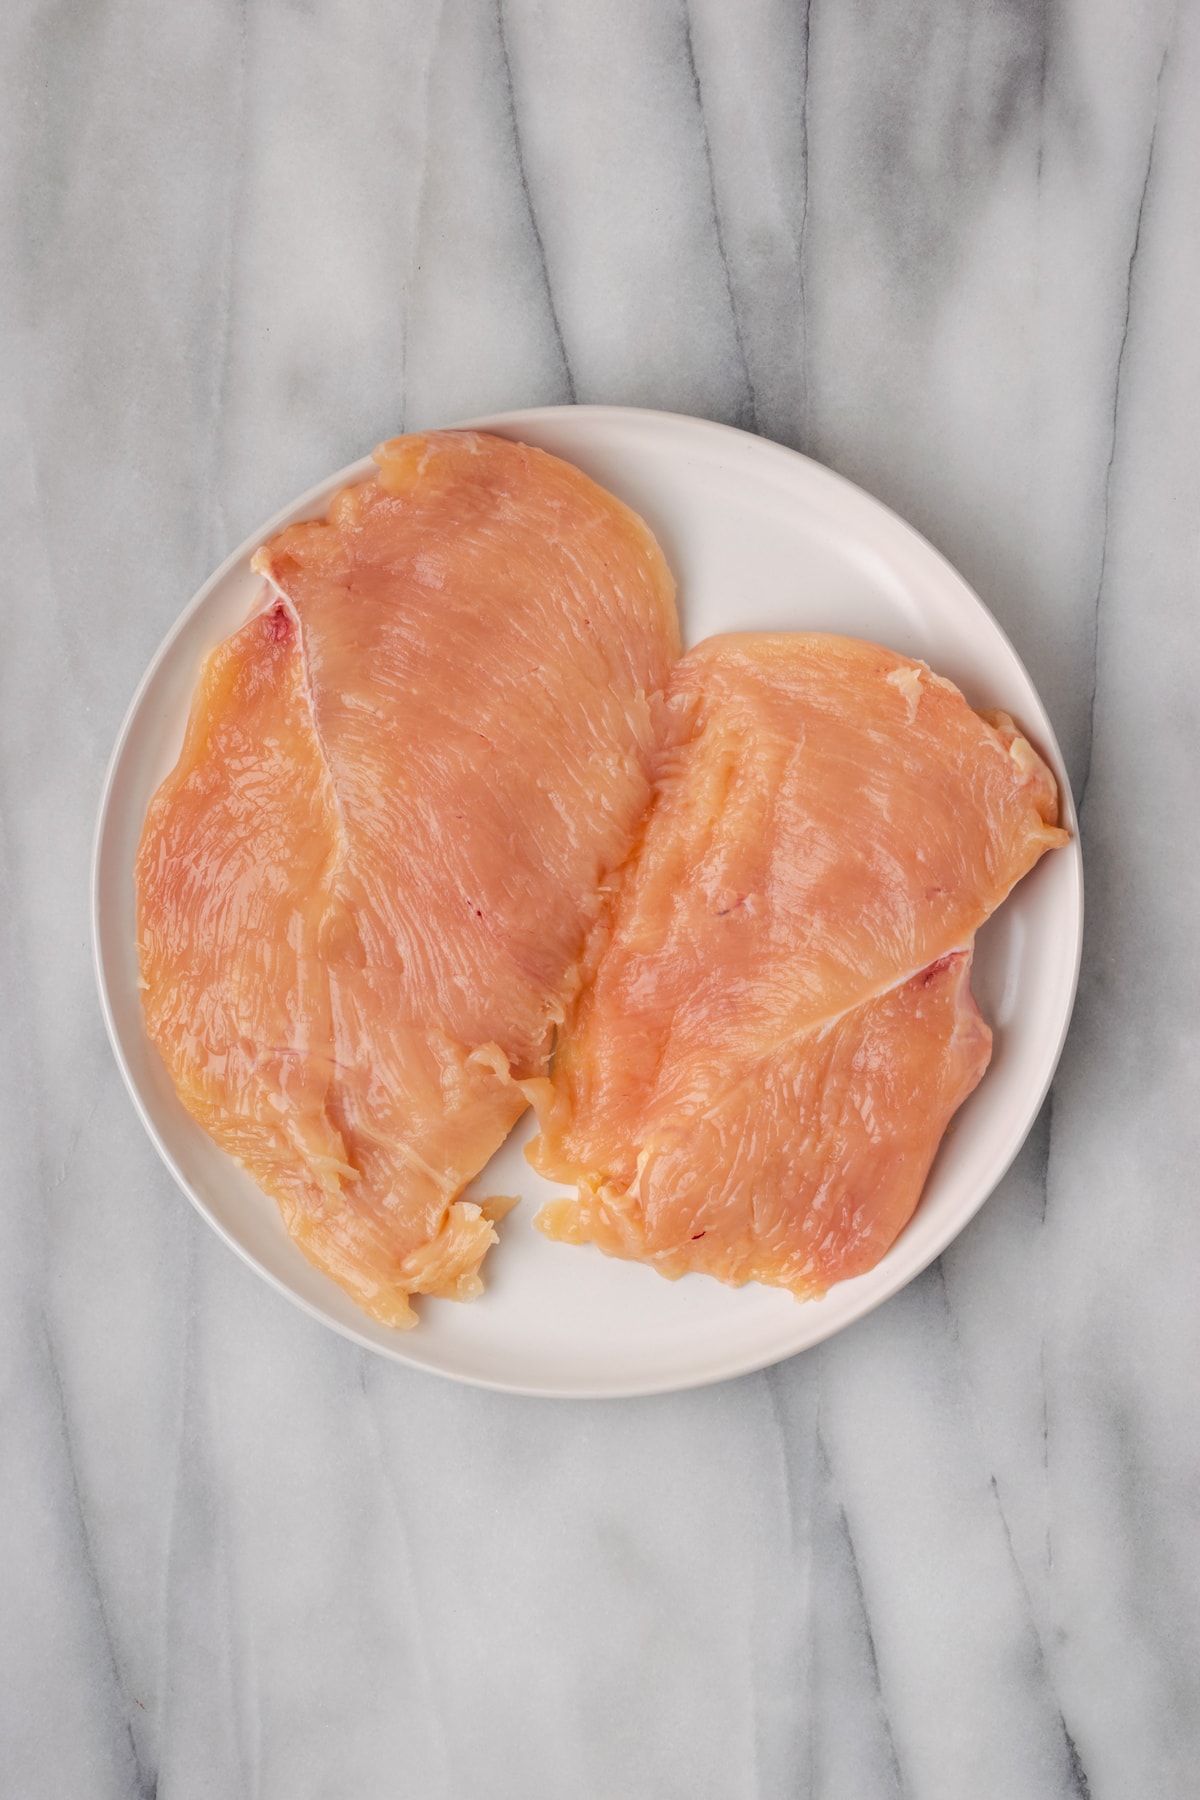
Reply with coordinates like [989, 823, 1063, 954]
[2, 1, 1198, 1795]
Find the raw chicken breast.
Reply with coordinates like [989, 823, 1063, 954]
[137, 431, 679, 1326]
[528, 634, 1068, 1297]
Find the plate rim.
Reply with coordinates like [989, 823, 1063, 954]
[91, 404, 1085, 1397]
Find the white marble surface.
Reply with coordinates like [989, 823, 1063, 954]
[2, 1, 1197, 1793]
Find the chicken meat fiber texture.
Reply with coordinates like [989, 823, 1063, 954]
[136, 431, 680, 1326]
[528, 634, 1068, 1296]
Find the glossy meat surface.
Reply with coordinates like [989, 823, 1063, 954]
[137, 431, 679, 1326]
[528, 634, 1068, 1296]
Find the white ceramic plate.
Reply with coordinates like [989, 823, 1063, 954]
[93, 407, 1083, 1397]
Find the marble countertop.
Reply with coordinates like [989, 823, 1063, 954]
[3, 2, 1197, 1794]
